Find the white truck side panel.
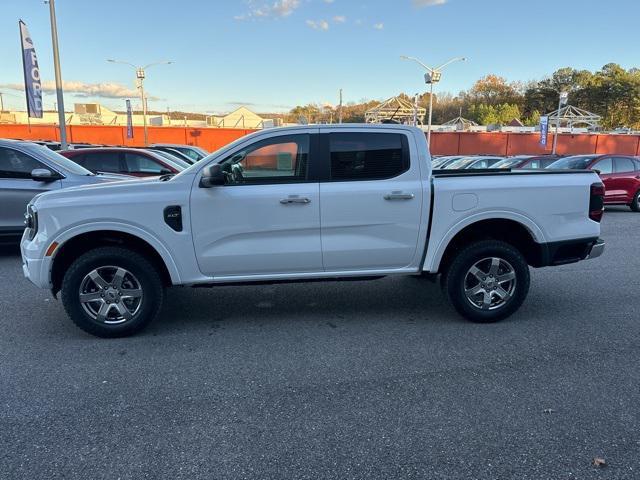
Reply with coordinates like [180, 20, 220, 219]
[423, 171, 602, 272]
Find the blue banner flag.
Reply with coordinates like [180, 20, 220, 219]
[19, 20, 43, 118]
[126, 99, 134, 138]
[539, 115, 549, 146]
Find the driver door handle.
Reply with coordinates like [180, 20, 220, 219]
[280, 196, 311, 205]
[384, 192, 415, 201]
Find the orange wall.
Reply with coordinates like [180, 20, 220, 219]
[2, 124, 640, 156]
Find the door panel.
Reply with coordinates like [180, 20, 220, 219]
[190, 132, 322, 277]
[0, 147, 60, 231]
[320, 132, 422, 271]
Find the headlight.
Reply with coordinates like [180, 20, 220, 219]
[24, 204, 38, 240]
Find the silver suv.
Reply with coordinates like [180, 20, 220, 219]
[0, 139, 128, 243]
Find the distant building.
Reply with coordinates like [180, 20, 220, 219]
[0, 103, 274, 129]
[207, 106, 274, 129]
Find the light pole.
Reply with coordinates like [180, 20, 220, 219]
[46, 0, 68, 149]
[107, 59, 172, 146]
[552, 91, 568, 155]
[400, 55, 466, 145]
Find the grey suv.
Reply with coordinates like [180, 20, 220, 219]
[0, 139, 128, 243]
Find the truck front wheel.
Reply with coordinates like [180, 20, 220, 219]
[443, 240, 530, 323]
[61, 247, 164, 337]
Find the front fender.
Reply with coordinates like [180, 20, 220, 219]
[49, 221, 182, 284]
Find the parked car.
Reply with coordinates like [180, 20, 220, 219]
[145, 149, 193, 168]
[21, 125, 605, 337]
[0, 139, 127, 243]
[547, 154, 640, 211]
[432, 155, 464, 169]
[493, 155, 562, 169]
[31, 140, 62, 151]
[60, 148, 187, 177]
[145, 147, 195, 164]
[445, 156, 505, 169]
[150, 144, 208, 163]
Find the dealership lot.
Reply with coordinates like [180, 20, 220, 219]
[0, 207, 638, 479]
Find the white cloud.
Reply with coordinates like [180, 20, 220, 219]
[234, 0, 300, 20]
[306, 19, 330, 30]
[413, 0, 448, 7]
[373, 22, 384, 30]
[333, 15, 346, 23]
[0, 80, 155, 99]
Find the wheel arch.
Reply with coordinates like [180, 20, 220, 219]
[427, 214, 545, 274]
[50, 224, 180, 295]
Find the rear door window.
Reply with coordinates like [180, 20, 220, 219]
[328, 133, 409, 181]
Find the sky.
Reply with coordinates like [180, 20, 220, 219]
[1, 0, 639, 114]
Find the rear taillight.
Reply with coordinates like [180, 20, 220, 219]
[589, 182, 605, 222]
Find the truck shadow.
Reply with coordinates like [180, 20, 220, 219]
[0, 245, 21, 257]
[153, 276, 458, 334]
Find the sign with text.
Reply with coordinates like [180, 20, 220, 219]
[539, 115, 549, 146]
[126, 99, 133, 138]
[19, 20, 43, 118]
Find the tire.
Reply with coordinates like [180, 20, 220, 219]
[630, 191, 640, 212]
[443, 240, 530, 323]
[61, 246, 164, 337]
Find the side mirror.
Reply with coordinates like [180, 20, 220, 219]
[31, 168, 58, 182]
[159, 168, 173, 175]
[199, 164, 225, 188]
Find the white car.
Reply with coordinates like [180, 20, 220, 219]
[21, 125, 605, 337]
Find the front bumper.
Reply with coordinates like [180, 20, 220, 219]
[586, 239, 605, 260]
[20, 232, 52, 289]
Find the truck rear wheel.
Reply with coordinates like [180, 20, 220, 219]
[61, 246, 164, 337]
[443, 240, 530, 323]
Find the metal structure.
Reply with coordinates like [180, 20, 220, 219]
[107, 59, 173, 146]
[442, 115, 478, 131]
[400, 55, 466, 144]
[365, 96, 426, 125]
[547, 105, 601, 129]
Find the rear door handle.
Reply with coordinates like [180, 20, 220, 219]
[384, 192, 415, 201]
[280, 196, 311, 204]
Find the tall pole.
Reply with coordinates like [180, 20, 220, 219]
[48, 0, 67, 149]
[552, 94, 562, 155]
[338, 88, 343, 124]
[427, 81, 434, 145]
[0, 93, 4, 112]
[139, 79, 148, 146]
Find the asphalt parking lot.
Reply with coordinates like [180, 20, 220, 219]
[1, 207, 638, 480]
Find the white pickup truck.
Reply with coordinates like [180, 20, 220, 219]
[21, 125, 605, 337]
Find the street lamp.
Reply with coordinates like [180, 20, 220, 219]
[107, 59, 173, 146]
[400, 55, 466, 145]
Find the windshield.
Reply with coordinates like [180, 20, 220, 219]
[151, 151, 191, 169]
[445, 157, 478, 169]
[548, 155, 597, 170]
[31, 144, 94, 175]
[493, 158, 523, 168]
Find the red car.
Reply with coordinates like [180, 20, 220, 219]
[547, 154, 640, 211]
[60, 147, 189, 177]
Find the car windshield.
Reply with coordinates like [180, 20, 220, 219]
[445, 157, 478, 169]
[31, 144, 95, 175]
[547, 155, 598, 170]
[493, 158, 523, 168]
[150, 151, 191, 169]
